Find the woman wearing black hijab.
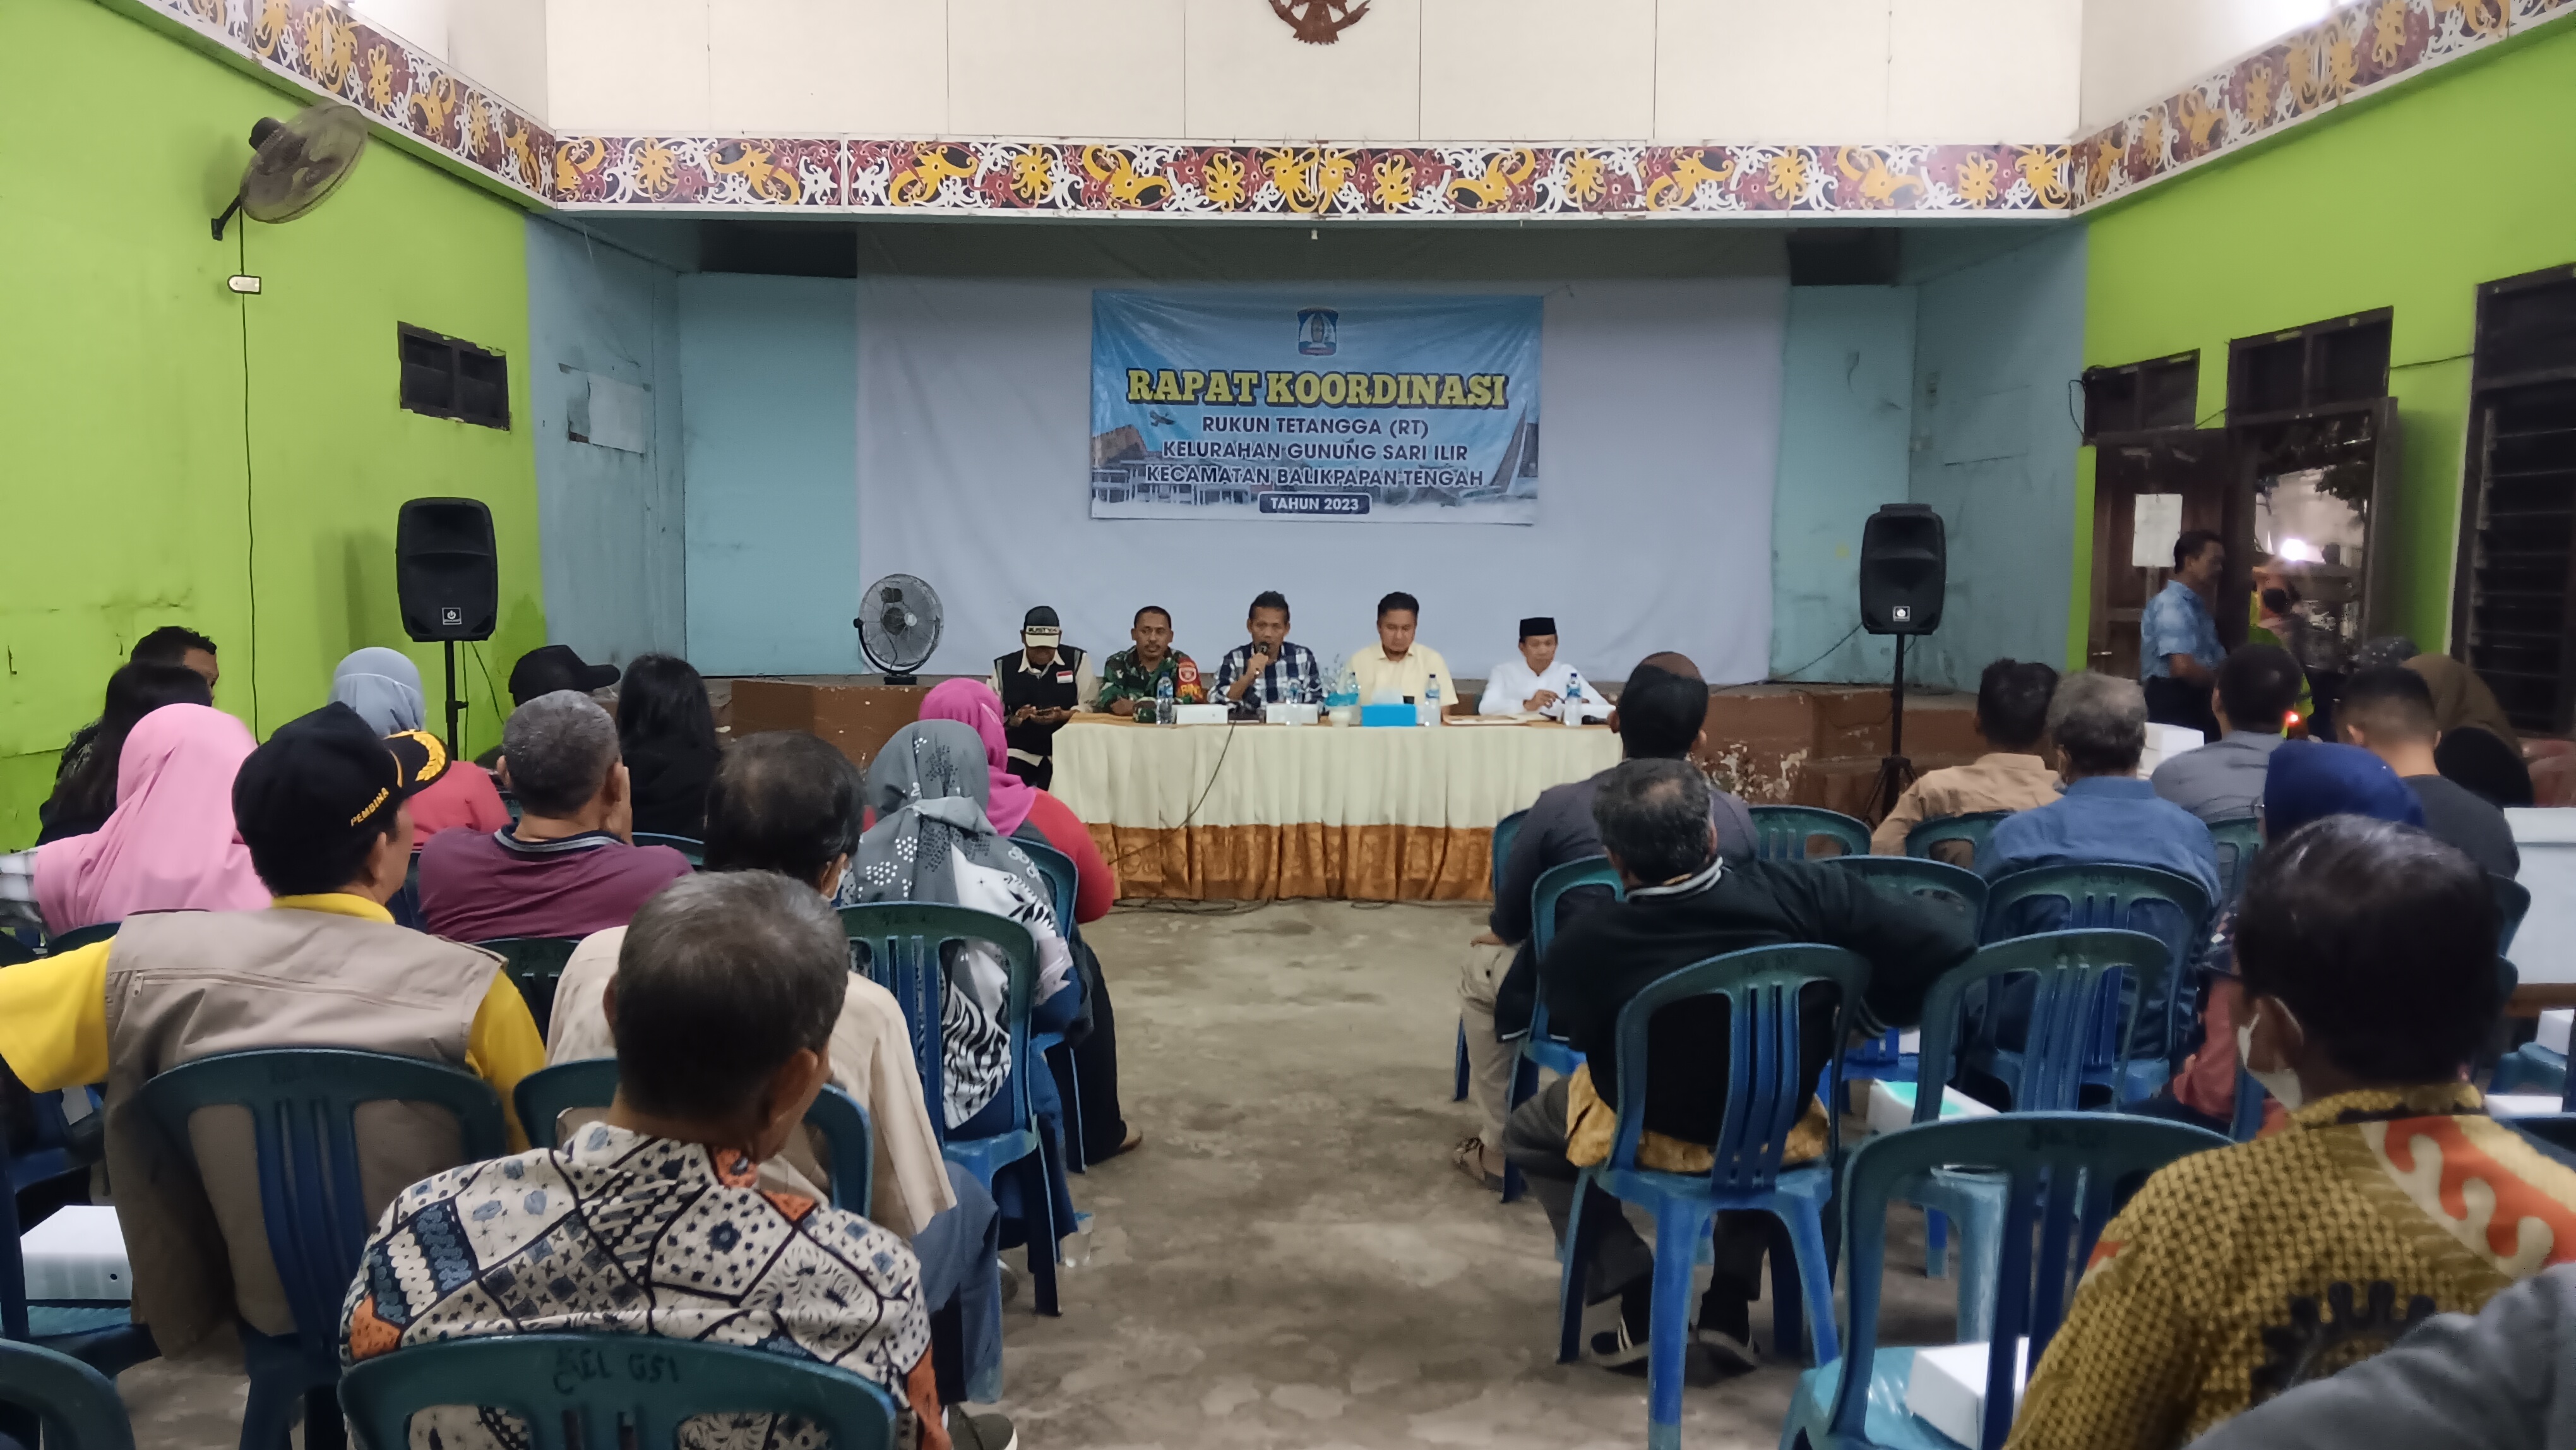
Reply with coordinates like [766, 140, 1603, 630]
[614, 654, 722, 839]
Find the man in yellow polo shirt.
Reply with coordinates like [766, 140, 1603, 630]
[0, 702, 546, 1357]
[1348, 590, 1459, 714]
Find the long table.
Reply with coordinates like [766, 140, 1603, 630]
[1051, 717, 1621, 901]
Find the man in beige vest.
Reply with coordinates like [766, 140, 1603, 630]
[0, 703, 546, 1357]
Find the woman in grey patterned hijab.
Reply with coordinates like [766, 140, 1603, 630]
[849, 720, 1073, 1129]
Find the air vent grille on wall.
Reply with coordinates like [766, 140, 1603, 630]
[2457, 265, 2576, 736]
[2082, 352, 2199, 440]
[399, 325, 511, 429]
[2227, 310, 2391, 422]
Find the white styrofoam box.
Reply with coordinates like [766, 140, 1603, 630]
[1906, 1338, 2030, 1446]
[1866, 1080, 1999, 1137]
[20, 1206, 130, 1302]
[2486, 1094, 2561, 1119]
[1899, 1029, 1922, 1053]
[2507, 809, 2576, 986]
[2137, 722, 2205, 776]
[2542, 1009, 2573, 1057]
[1169, 704, 1231, 726]
[1263, 702, 1319, 726]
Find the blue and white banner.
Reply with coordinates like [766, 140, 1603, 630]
[1090, 291, 1542, 524]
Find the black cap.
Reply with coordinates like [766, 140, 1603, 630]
[1519, 616, 1557, 640]
[233, 703, 452, 856]
[508, 644, 621, 705]
[1022, 605, 1062, 640]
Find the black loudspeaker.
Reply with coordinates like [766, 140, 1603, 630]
[397, 497, 498, 642]
[1859, 503, 1947, 635]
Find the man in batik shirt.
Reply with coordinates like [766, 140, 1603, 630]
[341, 872, 991, 1450]
[1094, 604, 1206, 717]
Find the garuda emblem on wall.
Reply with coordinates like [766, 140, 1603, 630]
[1270, 0, 1369, 44]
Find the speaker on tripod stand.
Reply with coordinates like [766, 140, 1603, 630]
[396, 498, 498, 758]
[1859, 503, 1947, 818]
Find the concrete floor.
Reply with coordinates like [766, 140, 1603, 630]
[114, 898, 1959, 1449]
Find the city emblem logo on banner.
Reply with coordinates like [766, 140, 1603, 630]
[1268, 0, 1369, 44]
[1297, 308, 1339, 356]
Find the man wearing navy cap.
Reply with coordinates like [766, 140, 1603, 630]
[987, 605, 1098, 789]
[0, 704, 546, 1357]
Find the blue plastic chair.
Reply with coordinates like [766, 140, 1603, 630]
[1501, 856, 1623, 1203]
[1827, 858, 1989, 1087]
[1557, 944, 1871, 1449]
[1903, 930, 2175, 1334]
[2496, 874, 2532, 956]
[510, 1058, 876, 1214]
[1457, 809, 1529, 1103]
[1, 1125, 157, 1394]
[2207, 818, 2262, 904]
[136, 1048, 508, 1450]
[1749, 806, 1871, 861]
[474, 937, 584, 1038]
[0, 1340, 136, 1450]
[837, 902, 1061, 1316]
[631, 832, 706, 865]
[340, 1334, 897, 1450]
[1904, 812, 2012, 871]
[1015, 836, 1090, 1173]
[41, 921, 119, 956]
[1777, 1113, 2227, 1450]
[1981, 864, 2213, 1102]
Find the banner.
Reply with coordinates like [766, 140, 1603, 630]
[1090, 292, 1542, 524]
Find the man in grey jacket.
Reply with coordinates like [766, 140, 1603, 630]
[2190, 1263, 2576, 1449]
[2150, 644, 2302, 824]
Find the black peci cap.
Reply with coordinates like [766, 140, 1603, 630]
[233, 704, 451, 861]
[507, 644, 621, 706]
[1519, 616, 1557, 640]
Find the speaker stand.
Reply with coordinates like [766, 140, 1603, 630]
[1869, 634, 1917, 820]
[443, 640, 463, 760]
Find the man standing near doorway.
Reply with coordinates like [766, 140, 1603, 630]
[2140, 529, 2226, 740]
[988, 606, 1098, 789]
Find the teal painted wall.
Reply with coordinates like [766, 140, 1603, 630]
[0, 0, 544, 845]
[679, 275, 864, 677]
[2080, 21, 2576, 658]
[1770, 287, 1918, 683]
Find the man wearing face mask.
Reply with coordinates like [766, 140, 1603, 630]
[2007, 813, 2576, 1450]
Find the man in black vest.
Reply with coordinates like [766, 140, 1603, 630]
[987, 606, 1099, 789]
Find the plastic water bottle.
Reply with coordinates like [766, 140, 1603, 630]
[1424, 674, 1443, 727]
[1155, 671, 1176, 717]
[1563, 678, 1583, 726]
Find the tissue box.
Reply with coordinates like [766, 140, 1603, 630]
[2137, 722, 2205, 775]
[1169, 704, 1231, 726]
[2543, 1010, 2572, 1057]
[20, 1206, 130, 1301]
[2488, 1093, 2561, 1118]
[1866, 1080, 1998, 1137]
[1263, 702, 1320, 726]
[1360, 702, 1419, 728]
[1905, 1339, 2029, 1446]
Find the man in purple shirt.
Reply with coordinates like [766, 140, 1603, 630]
[418, 690, 691, 942]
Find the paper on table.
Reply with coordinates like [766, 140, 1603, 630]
[2132, 493, 2183, 569]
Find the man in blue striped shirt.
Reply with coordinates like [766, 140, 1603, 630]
[1215, 590, 1323, 708]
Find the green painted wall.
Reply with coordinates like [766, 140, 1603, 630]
[0, 0, 544, 847]
[2077, 21, 2576, 667]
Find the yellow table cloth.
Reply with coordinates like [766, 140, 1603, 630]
[1051, 717, 1621, 901]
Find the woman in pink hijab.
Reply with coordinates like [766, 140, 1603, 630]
[5, 704, 270, 936]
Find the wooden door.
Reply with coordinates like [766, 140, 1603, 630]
[2089, 429, 2232, 678]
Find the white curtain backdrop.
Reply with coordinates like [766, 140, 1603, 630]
[856, 275, 1785, 687]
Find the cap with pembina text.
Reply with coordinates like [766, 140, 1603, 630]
[233, 703, 452, 853]
[1022, 605, 1063, 643]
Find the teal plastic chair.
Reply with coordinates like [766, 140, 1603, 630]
[1905, 929, 2174, 1334]
[340, 1334, 897, 1450]
[837, 902, 1060, 1316]
[1501, 856, 1624, 1203]
[0, 932, 34, 966]
[475, 937, 584, 1038]
[2, 1127, 158, 1395]
[631, 832, 705, 866]
[41, 921, 119, 956]
[2207, 818, 2262, 903]
[1749, 806, 1871, 861]
[1827, 858, 1989, 1087]
[1777, 1114, 2227, 1450]
[0, 1340, 136, 1450]
[1013, 836, 1089, 1172]
[138, 1048, 507, 1450]
[510, 1058, 876, 1214]
[1457, 809, 1529, 1103]
[2496, 873, 2531, 956]
[1904, 811, 2012, 870]
[1981, 864, 2213, 1102]
[1558, 944, 1871, 1449]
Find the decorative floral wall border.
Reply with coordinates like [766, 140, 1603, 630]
[122, 0, 2573, 220]
[2075, 0, 2574, 207]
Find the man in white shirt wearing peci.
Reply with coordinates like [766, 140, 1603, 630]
[1479, 617, 1611, 722]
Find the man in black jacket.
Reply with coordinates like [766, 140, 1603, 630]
[1452, 655, 1757, 1186]
[1500, 757, 1977, 1372]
